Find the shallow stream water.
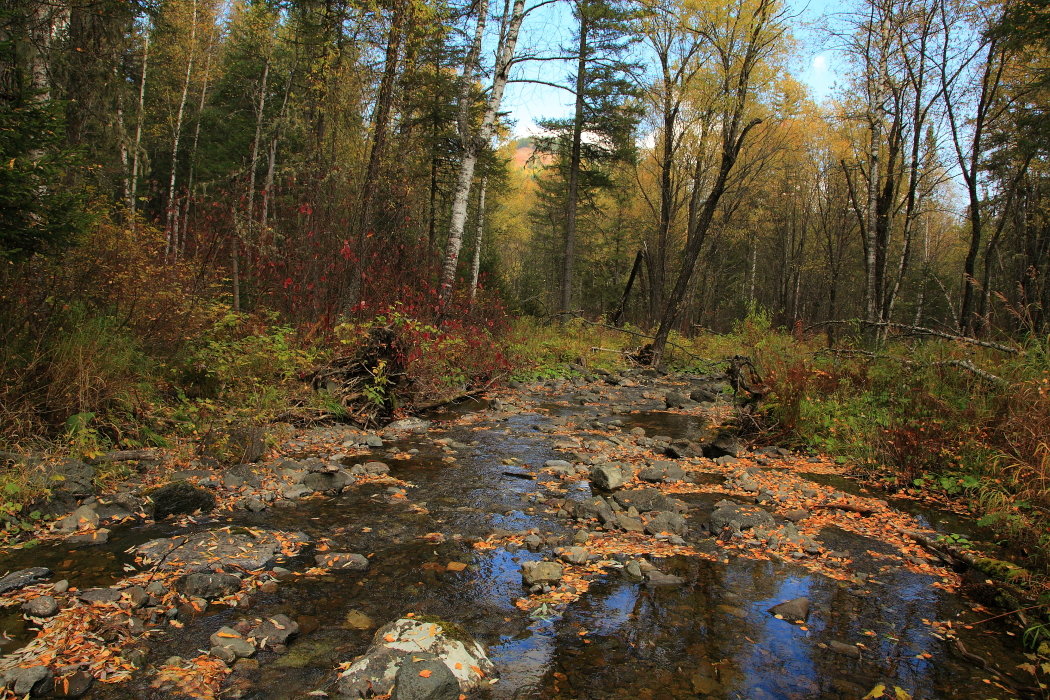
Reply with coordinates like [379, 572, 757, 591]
[0, 385, 1034, 699]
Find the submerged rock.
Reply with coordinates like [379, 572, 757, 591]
[148, 481, 216, 519]
[769, 597, 810, 622]
[334, 617, 494, 698]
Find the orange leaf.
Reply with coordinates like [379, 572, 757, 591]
[419, 670, 432, 678]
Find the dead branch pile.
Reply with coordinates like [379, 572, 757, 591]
[305, 326, 409, 426]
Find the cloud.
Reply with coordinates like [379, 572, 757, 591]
[812, 54, 828, 72]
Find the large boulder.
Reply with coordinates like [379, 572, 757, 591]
[335, 618, 494, 699]
[136, 529, 309, 572]
[149, 481, 216, 519]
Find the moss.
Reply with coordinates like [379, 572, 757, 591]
[973, 557, 1032, 584]
[410, 615, 473, 645]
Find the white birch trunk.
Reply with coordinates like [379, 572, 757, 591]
[469, 177, 488, 303]
[130, 30, 149, 227]
[439, 0, 525, 300]
[165, 0, 198, 256]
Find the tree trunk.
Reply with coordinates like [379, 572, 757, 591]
[650, 118, 762, 366]
[469, 177, 488, 304]
[561, 3, 589, 315]
[440, 0, 525, 301]
[165, 0, 198, 257]
[129, 30, 149, 227]
[180, 42, 214, 255]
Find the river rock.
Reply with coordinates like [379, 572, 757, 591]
[136, 529, 309, 572]
[39, 459, 95, 515]
[210, 627, 256, 658]
[149, 481, 217, 519]
[66, 528, 109, 546]
[49, 670, 93, 698]
[250, 614, 299, 646]
[556, 547, 590, 565]
[521, 561, 563, 586]
[79, 587, 121, 604]
[0, 567, 50, 595]
[708, 501, 774, 532]
[644, 511, 687, 536]
[21, 595, 58, 618]
[590, 464, 625, 491]
[335, 617, 494, 698]
[645, 570, 686, 587]
[385, 417, 432, 433]
[574, 496, 615, 523]
[303, 470, 352, 493]
[179, 573, 242, 600]
[55, 504, 100, 533]
[391, 651, 460, 700]
[769, 597, 810, 622]
[612, 488, 678, 513]
[664, 392, 692, 409]
[315, 552, 369, 570]
[4, 665, 52, 695]
[704, 436, 743, 458]
[689, 388, 717, 403]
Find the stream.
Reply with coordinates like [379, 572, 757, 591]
[0, 373, 1035, 699]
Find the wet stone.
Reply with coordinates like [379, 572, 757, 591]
[0, 567, 50, 595]
[21, 595, 58, 618]
[645, 511, 687, 536]
[4, 665, 52, 695]
[79, 587, 121, 604]
[521, 561, 563, 586]
[55, 504, 100, 533]
[250, 614, 299, 646]
[769, 597, 810, 623]
[335, 617, 494, 698]
[345, 610, 375, 630]
[50, 671, 93, 698]
[645, 570, 686, 587]
[149, 480, 217, 519]
[136, 529, 309, 573]
[708, 500, 775, 532]
[315, 552, 369, 570]
[589, 464, 625, 491]
[65, 528, 110, 546]
[556, 546, 591, 564]
[392, 651, 460, 700]
[828, 640, 861, 658]
[210, 626, 256, 658]
[179, 572, 242, 600]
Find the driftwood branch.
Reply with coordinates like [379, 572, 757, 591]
[816, 349, 1005, 385]
[806, 319, 1021, 355]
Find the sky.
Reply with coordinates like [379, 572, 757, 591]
[501, 0, 843, 138]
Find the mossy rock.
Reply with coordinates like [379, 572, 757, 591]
[411, 614, 474, 646]
[973, 557, 1031, 584]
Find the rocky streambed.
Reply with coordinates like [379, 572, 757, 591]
[0, 370, 1038, 699]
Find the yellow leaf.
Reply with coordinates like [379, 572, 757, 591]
[864, 684, 886, 699]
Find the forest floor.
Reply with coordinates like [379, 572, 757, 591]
[0, 367, 1046, 699]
